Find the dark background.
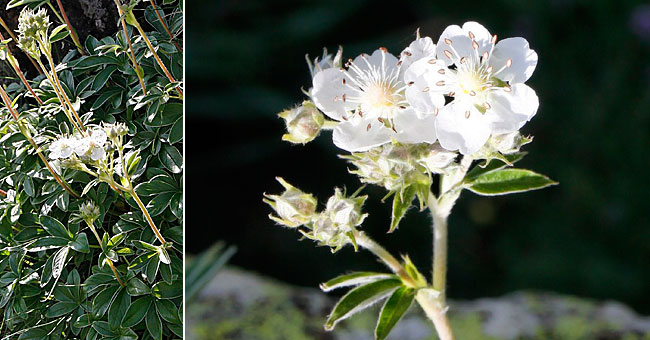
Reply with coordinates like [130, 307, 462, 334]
[186, 0, 650, 313]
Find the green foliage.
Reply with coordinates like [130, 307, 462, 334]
[0, 1, 183, 339]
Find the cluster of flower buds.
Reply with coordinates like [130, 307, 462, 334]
[49, 127, 108, 162]
[278, 101, 325, 144]
[343, 143, 457, 192]
[79, 201, 100, 225]
[104, 122, 129, 147]
[17, 8, 50, 58]
[264, 178, 367, 252]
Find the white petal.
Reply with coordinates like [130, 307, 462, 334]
[92, 129, 107, 144]
[90, 147, 106, 161]
[462, 22, 492, 49]
[490, 37, 537, 84]
[435, 103, 492, 155]
[436, 24, 487, 66]
[352, 49, 399, 76]
[488, 83, 539, 133]
[311, 68, 355, 120]
[332, 118, 392, 152]
[393, 108, 437, 144]
[403, 58, 449, 113]
[60, 146, 74, 159]
[399, 36, 436, 71]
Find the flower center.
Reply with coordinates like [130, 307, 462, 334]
[363, 83, 397, 108]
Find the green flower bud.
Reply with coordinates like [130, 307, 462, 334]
[279, 101, 325, 144]
[489, 132, 532, 154]
[263, 177, 318, 227]
[304, 188, 368, 252]
[16, 8, 50, 58]
[79, 201, 100, 225]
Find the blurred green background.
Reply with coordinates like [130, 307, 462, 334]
[186, 0, 650, 314]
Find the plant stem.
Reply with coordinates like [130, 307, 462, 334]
[0, 15, 43, 74]
[44, 53, 86, 132]
[53, 0, 85, 55]
[86, 220, 125, 286]
[130, 188, 167, 245]
[0, 86, 79, 198]
[113, 0, 147, 94]
[35, 57, 84, 134]
[148, 0, 182, 52]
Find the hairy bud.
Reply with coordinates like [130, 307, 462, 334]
[279, 101, 325, 144]
[263, 177, 318, 227]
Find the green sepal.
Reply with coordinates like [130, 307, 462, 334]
[375, 286, 416, 340]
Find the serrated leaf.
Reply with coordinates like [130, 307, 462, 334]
[320, 272, 397, 292]
[466, 168, 557, 196]
[389, 185, 416, 233]
[375, 286, 416, 340]
[325, 278, 401, 330]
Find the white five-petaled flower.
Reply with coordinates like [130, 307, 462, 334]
[49, 137, 77, 159]
[404, 21, 539, 154]
[74, 129, 107, 161]
[311, 48, 438, 152]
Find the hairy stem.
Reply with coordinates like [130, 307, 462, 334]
[86, 221, 125, 286]
[130, 188, 167, 245]
[35, 57, 83, 133]
[44, 53, 86, 132]
[113, 0, 147, 94]
[148, 0, 182, 52]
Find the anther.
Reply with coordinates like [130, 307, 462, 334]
[482, 51, 489, 60]
[465, 111, 471, 118]
[433, 107, 439, 116]
[448, 91, 455, 97]
[408, 81, 414, 86]
[459, 57, 467, 64]
[483, 102, 491, 109]
[469, 90, 476, 96]
[438, 68, 445, 74]
[428, 58, 437, 64]
[472, 41, 479, 50]
[436, 80, 445, 86]
[397, 61, 402, 66]
[399, 105, 406, 109]
[468, 31, 475, 40]
[342, 78, 346, 85]
[378, 117, 384, 123]
[366, 123, 371, 131]
[505, 58, 512, 68]
[423, 87, 430, 92]
[443, 50, 453, 59]
[379, 47, 387, 52]
[342, 94, 346, 102]
[404, 51, 412, 57]
[444, 38, 452, 45]
[486, 65, 493, 73]
[334, 96, 339, 102]
[491, 34, 497, 44]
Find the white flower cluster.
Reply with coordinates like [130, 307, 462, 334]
[307, 21, 538, 155]
[49, 128, 108, 161]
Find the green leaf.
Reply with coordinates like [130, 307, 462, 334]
[69, 233, 89, 253]
[28, 236, 69, 252]
[159, 144, 182, 174]
[45, 301, 78, 318]
[92, 285, 120, 318]
[40, 216, 72, 240]
[465, 152, 527, 181]
[122, 296, 152, 328]
[145, 303, 163, 340]
[389, 185, 416, 233]
[151, 280, 182, 299]
[23, 177, 35, 197]
[168, 117, 183, 144]
[49, 24, 70, 43]
[92, 321, 117, 336]
[145, 191, 175, 217]
[145, 103, 182, 127]
[108, 288, 130, 329]
[466, 168, 558, 196]
[375, 287, 416, 340]
[91, 65, 118, 91]
[68, 56, 119, 70]
[325, 278, 401, 330]
[320, 272, 397, 292]
[126, 277, 150, 296]
[51, 247, 69, 283]
[155, 299, 180, 324]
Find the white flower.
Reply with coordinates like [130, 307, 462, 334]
[49, 137, 77, 159]
[74, 128, 107, 161]
[311, 48, 437, 152]
[404, 21, 539, 154]
[306, 47, 343, 78]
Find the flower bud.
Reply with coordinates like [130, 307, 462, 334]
[306, 188, 367, 252]
[306, 47, 343, 78]
[17, 8, 49, 58]
[279, 101, 325, 144]
[420, 144, 458, 173]
[489, 132, 532, 154]
[263, 177, 318, 227]
[79, 201, 100, 225]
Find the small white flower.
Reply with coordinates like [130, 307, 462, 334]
[75, 128, 107, 161]
[49, 137, 77, 159]
[311, 48, 437, 152]
[404, 21, 539, 154]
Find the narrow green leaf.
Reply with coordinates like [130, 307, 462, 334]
[145, 102, 182, 127]
[466, 168, 558, 196]
[91, 65, 118, 91]
[389, 185, 416, 233]
[465, 152, 527, 181]
[45, 301, 78, 318]
[145, 304, 163, 340]
[69, 233, 89, 253]
[126, 277, 150, 296]
[375, 287, 415, 340]
[159, 144, 182, 174]
[325, 278, 401, 330]
[40, 216, 72, 240]
[319, 272, 397, 292]
[155, 299, 180, 324]
[121, 296, 152, 328]
[49, 24, 70, 43]
[108, 288, 130, 329]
